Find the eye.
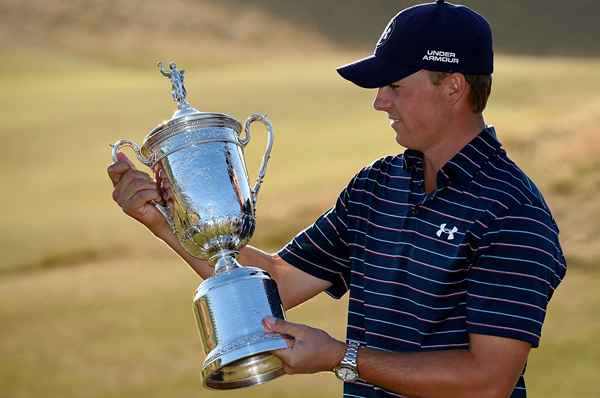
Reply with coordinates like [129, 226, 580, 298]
[389, 83, 401, 90]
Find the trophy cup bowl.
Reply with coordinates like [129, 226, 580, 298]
[111, 62, 288, 389]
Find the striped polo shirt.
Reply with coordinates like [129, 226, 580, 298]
[277, 127, 566, 398]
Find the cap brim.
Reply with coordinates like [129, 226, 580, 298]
[336, 55, 420, 89]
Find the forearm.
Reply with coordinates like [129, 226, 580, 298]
[357, 347, 513, 398]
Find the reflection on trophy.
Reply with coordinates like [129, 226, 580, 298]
[111, 62, 288, 389]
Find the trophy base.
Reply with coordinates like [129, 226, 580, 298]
[194, 265, 289, 389]
[202, 330, 288, 389]
[203, 348, 286, 389]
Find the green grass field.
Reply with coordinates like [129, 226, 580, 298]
[1, 50, 599, 397]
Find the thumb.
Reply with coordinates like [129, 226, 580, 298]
[263, 317, 305, 338]
[116, 152, 137, 169]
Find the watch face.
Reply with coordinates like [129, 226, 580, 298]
[336, 366, 357, 382]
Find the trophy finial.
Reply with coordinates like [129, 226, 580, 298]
[158, 61, 192, 111]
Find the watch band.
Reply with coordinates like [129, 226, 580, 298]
[334, 340, 361, 382]
[340, 340, 360, 369]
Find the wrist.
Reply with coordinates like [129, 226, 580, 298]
[327, 339, 347, 371]
[150, 223, 174, 242]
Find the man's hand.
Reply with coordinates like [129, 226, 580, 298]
[263, 317, 346, 375]
[107, 152, 170, 238]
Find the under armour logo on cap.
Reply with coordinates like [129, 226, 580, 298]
[376, 18, 396, 48]
[436, 223, 458, 240]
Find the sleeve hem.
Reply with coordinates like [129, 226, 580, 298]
[277, 248, 348, 299]
[467, 324, 539, 348]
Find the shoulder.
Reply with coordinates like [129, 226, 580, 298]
[491, 200, 560, 242]
[337, 154, 407, 201]
[479, 154, 566, 276]
[476, 147, 554, 220]
[354, 154, 407, 180]
[471, 138, 565, 260]
[482, 148, 560, 234]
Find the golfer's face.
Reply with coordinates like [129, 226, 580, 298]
[373, 70, 446, 151]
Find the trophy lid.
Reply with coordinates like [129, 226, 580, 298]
[142, 62, 241, 152]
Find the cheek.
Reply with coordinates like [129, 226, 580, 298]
[414, 93, 442, 122]
[403, 102, 430, 129]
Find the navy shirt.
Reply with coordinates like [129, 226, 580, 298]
[278, 127, 566, 398]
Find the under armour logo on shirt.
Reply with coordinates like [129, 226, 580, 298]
[436, 223, 458, 240]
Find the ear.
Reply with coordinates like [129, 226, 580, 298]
[443, 73, 468, 107]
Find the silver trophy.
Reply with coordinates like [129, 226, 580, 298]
[111, 62, 288, 389]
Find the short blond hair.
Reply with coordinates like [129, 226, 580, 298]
[428, 71, 492, 113]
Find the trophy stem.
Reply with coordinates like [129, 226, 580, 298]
[210, 249, 242, 274]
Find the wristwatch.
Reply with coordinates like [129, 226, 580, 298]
[333, 340, 361, 382]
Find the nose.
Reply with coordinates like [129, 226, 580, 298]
[373, 87, 392, 112]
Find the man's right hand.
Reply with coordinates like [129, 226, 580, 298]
[107, 152, 170, 238]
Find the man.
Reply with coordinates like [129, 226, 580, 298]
[108, 1, 566, 397]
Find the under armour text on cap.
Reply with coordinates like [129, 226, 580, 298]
[337, 0, 494, 89]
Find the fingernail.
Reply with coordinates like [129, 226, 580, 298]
[263, 316, 275, 331]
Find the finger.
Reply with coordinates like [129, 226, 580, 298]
[107, 161, 132, 186]
[108, 153, 139, 186]
[116, 152, 137, 169]
[113, 170, 154, 203]
[117, 181, 161, 206]
[123, 189, 163, 215]
[263, 317, 306, 338]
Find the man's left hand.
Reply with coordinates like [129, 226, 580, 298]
[263, 316, 346, 375]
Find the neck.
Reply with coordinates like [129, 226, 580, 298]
[422, 114, 486, 193]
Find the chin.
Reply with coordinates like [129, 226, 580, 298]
[394, 132, 409, 148]
[395, 136, 421, 151]
[393, 128, 419, 150]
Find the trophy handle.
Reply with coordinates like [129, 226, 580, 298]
[241, 113, 274, 208]
[110, 139, 175, 231]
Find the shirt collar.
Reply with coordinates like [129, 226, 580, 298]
[403, 126, 503, 189]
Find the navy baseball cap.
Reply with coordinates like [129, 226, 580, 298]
[337, 0, 493, 88]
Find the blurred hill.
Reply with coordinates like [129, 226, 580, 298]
[221, 0, 600, 56]
[1, 0, 598, 66]
[0, 0, 333, 65]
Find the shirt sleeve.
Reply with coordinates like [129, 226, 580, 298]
[466, 203, 567, 347]
[276, 176, 357, 299]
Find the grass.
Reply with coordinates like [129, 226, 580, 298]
[0, 257, 598, 397]
[0, 256, 347, 398]
[1, 50, 600, 397]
